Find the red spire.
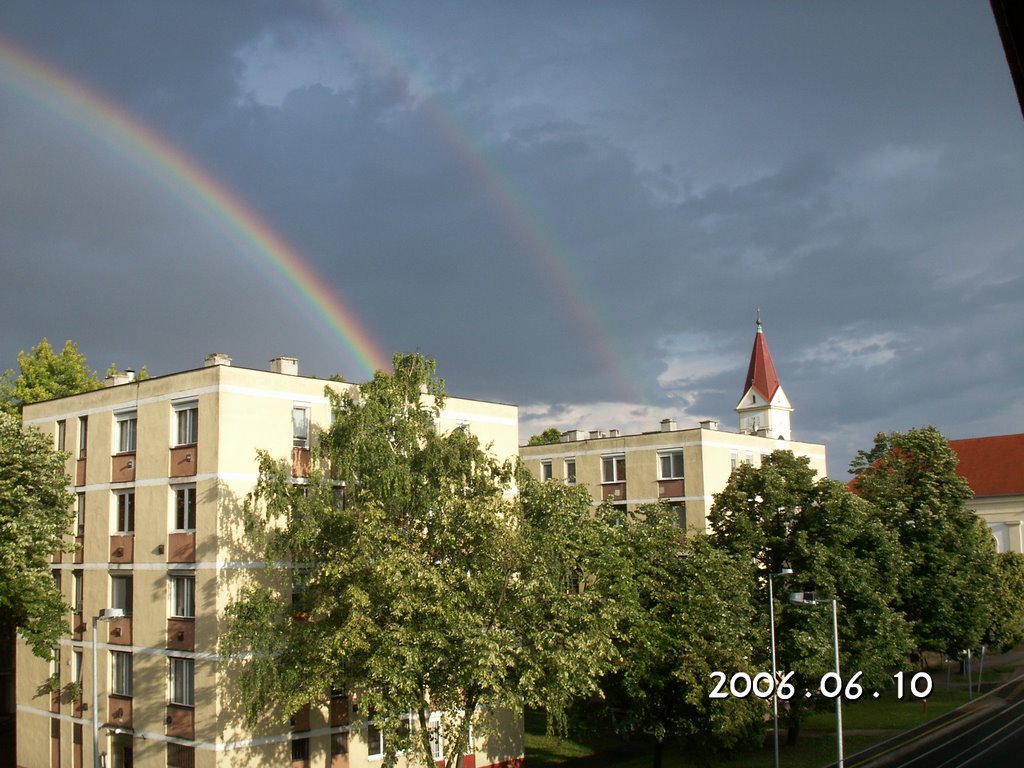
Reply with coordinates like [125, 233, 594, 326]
[743, 313, 781, 401]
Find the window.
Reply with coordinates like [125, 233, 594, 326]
[291, 737, 310, 764]
[76, 493, 85, 536]
[116, 411, 137, 453]
[111, 574, 133, 616]
[367, 722, 383, 758]
[174, 402, 198, 446]
[429, 715, 443, 760]
[115, 491, 135, 533]
[330, 732, 348, 757]
[57, 420, 66, 451]
[540, 460, 553, 481]
[167, 744, 195, 768]
[564, 458, 576, 485]
[78, 416, 88, 459]
[175, 486, 196, 531]
[293, 405, 310, 448]
[602, 455, 626, 483]
[74, 650, 83, 686]
[169, 657, 194, 706]
[170, 574, 195, 618]
[659, 451, 684, 479]
[745, 451, 754, 466]
[111, 651, 132, 696]
[669, 502, 687, 528]
[73, 570, 83, 614]
[730, 450, 738, 469]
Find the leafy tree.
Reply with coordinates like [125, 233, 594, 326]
[1, 339, 148, 414]
[527, 427, 562, 446]
[850, 426, 999, 657]
[985, 553, 1024, 652]
[605, 504, 765, 767]
[223, 354, 624, 768]
[0, 411, 74, 656]
[710, 451, 912, 744]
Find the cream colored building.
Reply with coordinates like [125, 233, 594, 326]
[17, 354, 521, 768]
[520, 320, 827, 531]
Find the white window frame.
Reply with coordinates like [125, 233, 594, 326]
[170, 573, 195, 618]
[429, 713, 443, 760]
[78, 416, 88, 459]
[601, 454, 626, 483]
[76, 493, 86, 537]
[366, 721, 383, 759]
[658, 450, 684, 480]
[115, 410, 137, 454]
[169, 656, 194, 706]
[73, 570, 83, 614]
[173, 401, 198, 447]
[540, 460, 553, 481]
[115, 490, 135, 533]
[564, 458, 576, 485]
[57, 420, 66, 452]
[110, 574, 133, 616]
[111, 651, 132, 696]
[174, 485, 197, 531]
[293, 404, 311, 449]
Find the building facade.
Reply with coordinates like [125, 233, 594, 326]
[520, 321, 827, 531]
[17, 354, 521, 768]
[949, 433, 1024, 554]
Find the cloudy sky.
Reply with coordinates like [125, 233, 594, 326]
[1, 2, 1021, 474]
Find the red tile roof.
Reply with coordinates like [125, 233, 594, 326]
[949, 433, 1024, 498]
[742, 321, 781, 401]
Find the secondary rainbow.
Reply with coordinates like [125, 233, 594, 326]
[0, 35, 391, 379]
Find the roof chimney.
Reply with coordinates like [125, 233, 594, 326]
[270, 356, 298, 376]
[204, 353, 232, 367]
[608, 428, 620, 438]
[700, 419, 719, 431]
[660, 418, 676, 432]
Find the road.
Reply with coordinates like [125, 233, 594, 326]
[838, 677, 1024, 768]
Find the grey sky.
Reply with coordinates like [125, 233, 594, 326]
[2, 1, 1021, 474]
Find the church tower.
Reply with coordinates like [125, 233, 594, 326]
[735, 312, 793, 440]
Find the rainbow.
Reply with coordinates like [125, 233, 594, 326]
[0, 34, 391, 379]
[313, 4, 649, 405]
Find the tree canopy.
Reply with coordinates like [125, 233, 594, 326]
[850, 426, 999, 656]
[709, 451, 912, 742]
[0, 411, 74, 656]
[527, 427, 562, 446]
[223, 354, 624, 768]
[604, 504, 765, 766]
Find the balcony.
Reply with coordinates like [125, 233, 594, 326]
[107, 617, 132, 646]
[166, 704, 195, 739]
[657, 479, 685, 499]
[108, 695, 132, 728]
[169, 445, 197, 478]
[601, 483, 626, 502]
[292, 447, 311, 478]
[166, 618, 195, 651]
[75, 459, 86, 486]
[111, 453, 136, 483]
[167, 532, 196, 563]
[109, 535, 134, 564]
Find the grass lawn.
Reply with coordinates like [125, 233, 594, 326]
[524, 687, 974, 768]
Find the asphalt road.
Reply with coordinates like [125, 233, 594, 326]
[838, 677, 1024, 768]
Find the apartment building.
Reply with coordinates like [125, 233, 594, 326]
[17, 354, 521, 768]
[520, 320, 827, 530]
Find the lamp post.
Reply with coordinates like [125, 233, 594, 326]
[92, 607, 124, 768]
[768, 568, 793, 768]
[789, 592, 843, 768]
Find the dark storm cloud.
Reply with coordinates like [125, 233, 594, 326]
[1, 1, 1022, 471]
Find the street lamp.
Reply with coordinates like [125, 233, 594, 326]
[768, 567, 793, 768]
[789, 592, 843, 768]
[92, 607, 124, 768]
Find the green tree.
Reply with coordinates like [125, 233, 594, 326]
[606, 504, 765, 767]
[0, 339, 102, 413]
[850, 426, 999, 657]
[223, 354, 623, 768]
[0, 411, 74, 656]
[710, 451, 912, 744]
[985, 553, 1024, 652]
[527, 427, 562, 446]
